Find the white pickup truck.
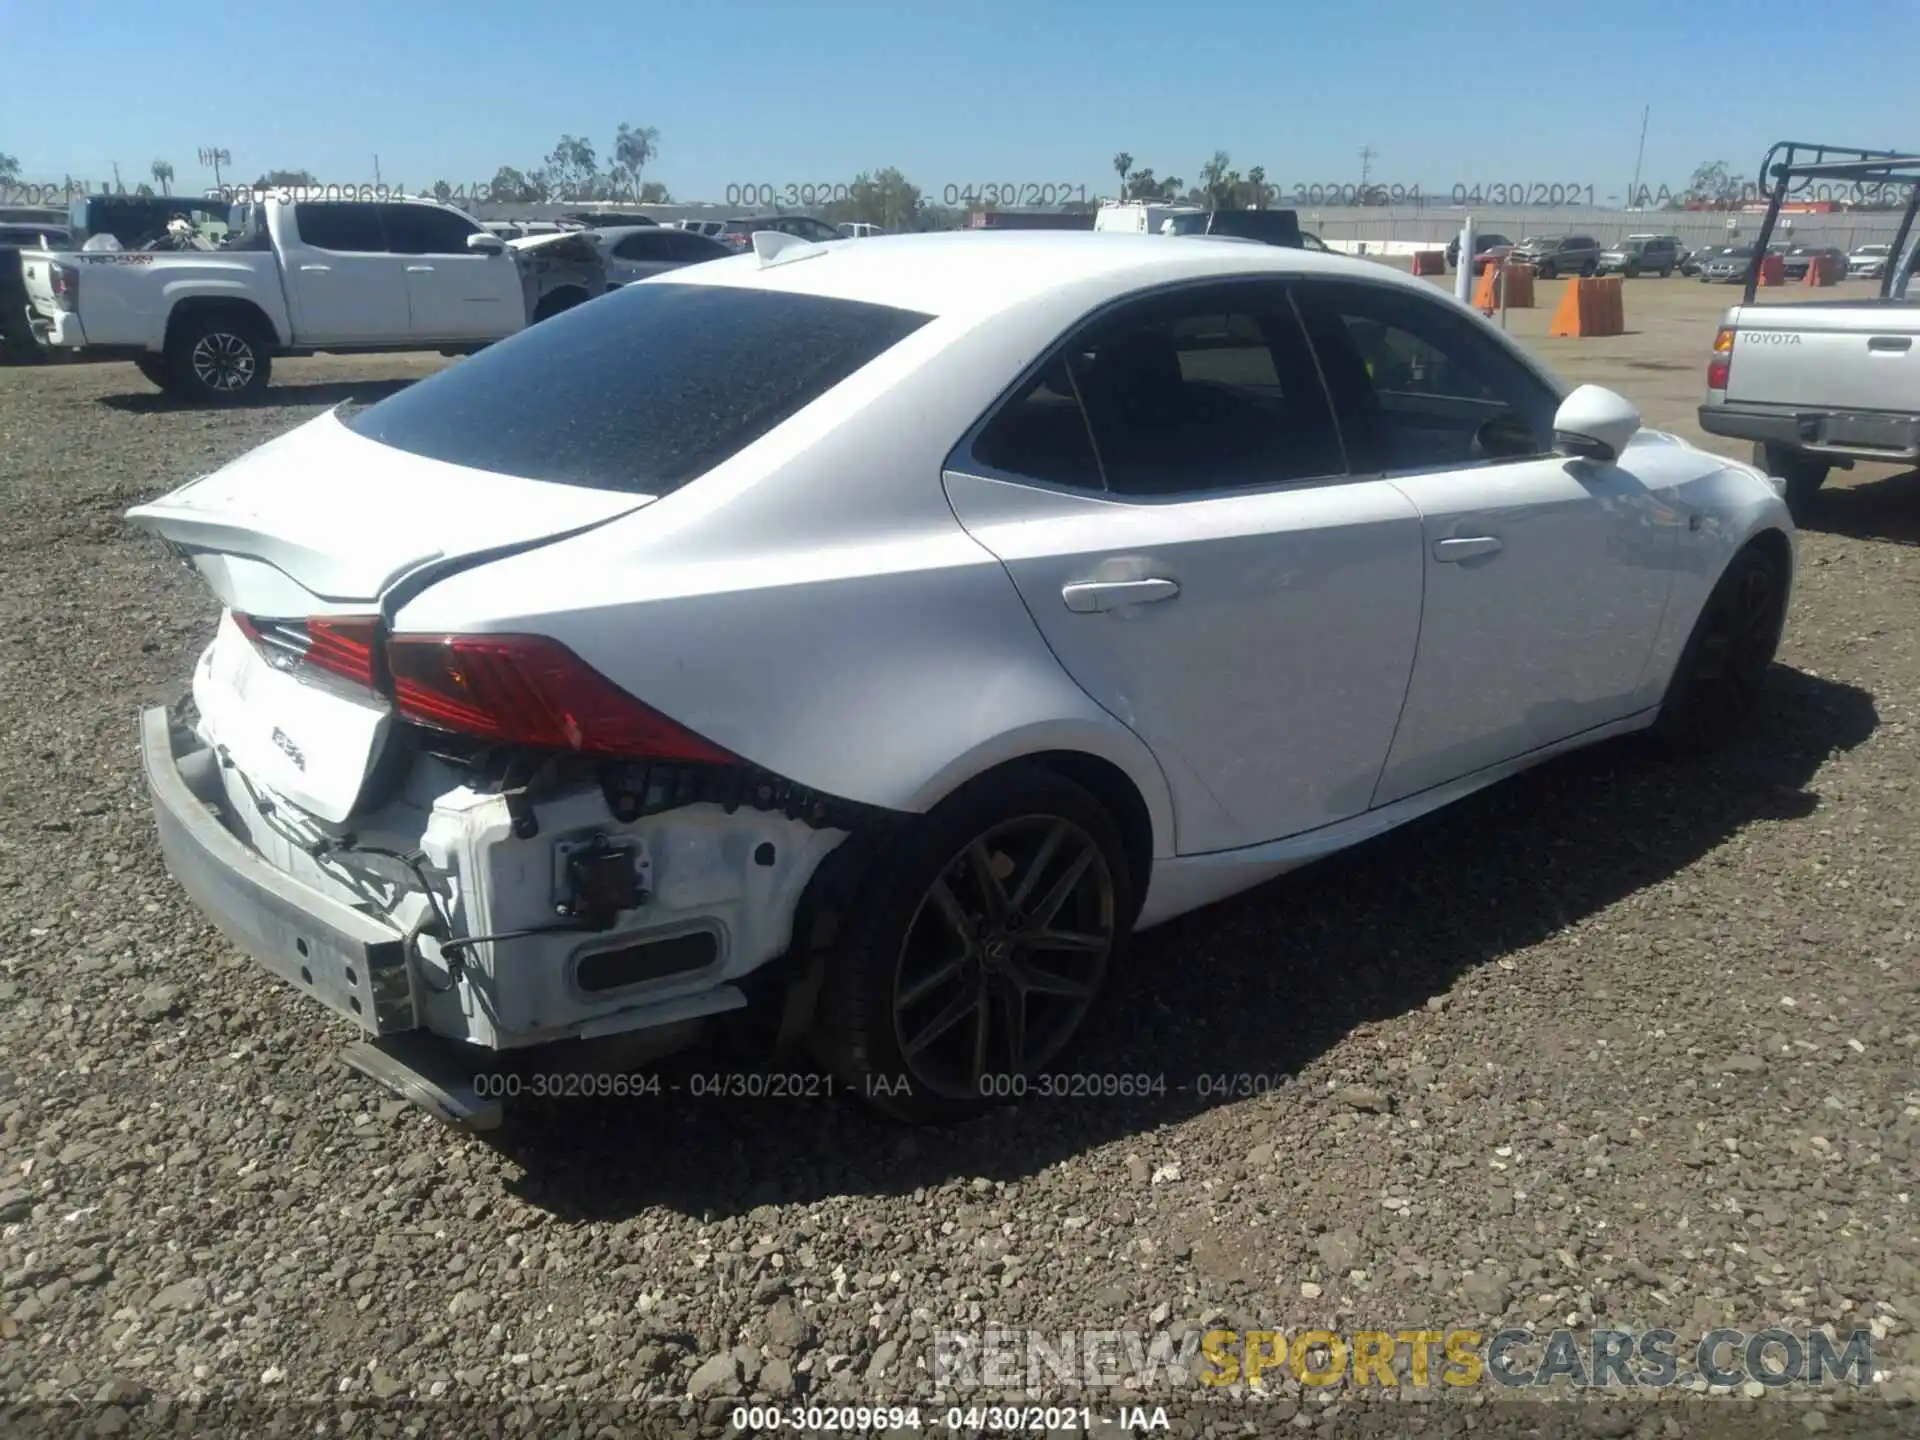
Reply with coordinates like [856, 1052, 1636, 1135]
[1698, 142, 1920, 513]
[21, 196, 606, 402]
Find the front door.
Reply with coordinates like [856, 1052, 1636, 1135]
[279, 202, 411, 346]
[382, 203, 524, 342]
[942, 278, 1426, 855]
[1293, 276, 1679, 806]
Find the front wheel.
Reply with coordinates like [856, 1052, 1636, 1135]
[1581, 260, 1598, 277]
[1650, 543, 1788, 755]
[814, 767, 1133, 1124]
[1539, 262, 1557, 280]
[165, 314, 271, 404]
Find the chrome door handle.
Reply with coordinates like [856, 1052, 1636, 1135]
[1433, 536, 1503, 562]
[405, 264, 434, 273]
[1061, 578, 1181, 613]
[298, 263, 331, 272]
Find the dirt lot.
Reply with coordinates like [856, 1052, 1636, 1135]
[1, 272, 1918, 1440]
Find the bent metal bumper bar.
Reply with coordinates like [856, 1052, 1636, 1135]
[140, 705, 508, 1127]
[140, 706, 419, 1033]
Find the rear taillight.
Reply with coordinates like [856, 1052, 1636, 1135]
[234, 616, 733, 764]
[234, 614, 380, 695]
[49, 262, 79, 313]
[1707, 326, 1735, 391]
[387, 633, 736, 764]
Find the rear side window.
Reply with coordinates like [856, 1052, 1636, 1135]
[612, 231, 671, 260]
[295, 203, 387, 252]
[345, 283, 932, 494]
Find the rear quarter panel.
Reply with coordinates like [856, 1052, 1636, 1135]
[34, 250, 288, 350]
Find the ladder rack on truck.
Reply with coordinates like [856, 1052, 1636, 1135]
[1743, 141, 1920, 303]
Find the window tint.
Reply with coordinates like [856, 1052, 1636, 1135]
[294, 203, 387, 252]
[383, 204, 480, 255]
[612, 230, 671, 260]
[1294, 280, 1560, 473]
[971, 357, 1102, 489]
[667, 231, 727, 262]
[345, 283, 932, 495]
[971, 283, 1347, 495]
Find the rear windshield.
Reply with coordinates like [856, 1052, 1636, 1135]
[344, 283, 932, 494]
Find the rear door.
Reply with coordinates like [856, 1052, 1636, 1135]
[608, 229, 682, 286]
[382, 203, 524, 341]
[1721, 302, 1920, 414]
[1294, 277, 1678, 804]
[941, 277, 1426, 855]
[279, 203, 411, 345]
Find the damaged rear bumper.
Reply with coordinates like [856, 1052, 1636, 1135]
[141, 705, 420, 1034]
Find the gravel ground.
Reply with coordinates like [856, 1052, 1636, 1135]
[1, 339, 1917, 1440]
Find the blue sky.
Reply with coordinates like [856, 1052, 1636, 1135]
[6, 0, 1918, 204]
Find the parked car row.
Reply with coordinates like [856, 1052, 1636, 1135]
[17, 196, 784, 397]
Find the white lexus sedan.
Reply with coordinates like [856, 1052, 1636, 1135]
[130, 230, 1795, 1126]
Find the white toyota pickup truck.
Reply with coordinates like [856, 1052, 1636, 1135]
[20, 196, 606, 402]
[1698, 142, 1920, 513]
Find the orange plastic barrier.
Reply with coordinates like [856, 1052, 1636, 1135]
[1411, 250, 1447, 276]
[1471, 263, 1536, 315]
[1547, 276, 1625, 338]
[1803, 254, 1837, 287]
[1756, 253, 1785, 287]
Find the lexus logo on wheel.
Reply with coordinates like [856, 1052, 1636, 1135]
[270, 727, 306, 771]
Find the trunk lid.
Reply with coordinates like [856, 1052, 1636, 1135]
[130, 407, 654, 822]
[1723, 300, 1920, 411]
[126, 407, 652, 611]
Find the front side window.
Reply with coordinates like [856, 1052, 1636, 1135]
[1293, 280, 1560, 474]
[969, 282, 1347, 496]
[383, 204, 481, 255]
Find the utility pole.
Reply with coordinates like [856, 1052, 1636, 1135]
[110, 161, 122, 193]
[1360, 145, 1377, 190]
[1629, 105, 1649, 208]
[374, 153, 382, 188]
[197, 147, 231, 191]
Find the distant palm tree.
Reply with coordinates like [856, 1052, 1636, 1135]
[151, 159, 174, 196]
[0, 153, 20, 185]
[1112, 151, 1133, 200]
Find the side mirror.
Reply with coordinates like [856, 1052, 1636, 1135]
[1552, 383, 1641, 462]
[467, 232, 506, 254]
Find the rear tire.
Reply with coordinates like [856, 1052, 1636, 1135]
[164, 313, 271, 404]
[1650, 542, 1788, 755]
[1754, 442, 1830, 516]
[532, 287, 590, 324]
[812, 767, 1133, 1124]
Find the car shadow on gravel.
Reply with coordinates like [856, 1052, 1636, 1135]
[95, 379, 416, 413]
[487, 664, 1876, 1221]
[1793, 467, 1920, 546]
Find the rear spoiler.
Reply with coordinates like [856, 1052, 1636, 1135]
[1744, 141, 1920, 303]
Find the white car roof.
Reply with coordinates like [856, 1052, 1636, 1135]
[669, 229, 1422, 322]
